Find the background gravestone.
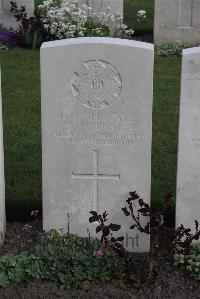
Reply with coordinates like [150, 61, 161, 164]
[0, 69, 5, 246]
[154, 0, 200, 45]
[41, 37, 154, 252]
[0, 0, 34, 29]
[176, 47, 200, 233]
[79, 0, 123, 15]
[79, 0, 123, 31]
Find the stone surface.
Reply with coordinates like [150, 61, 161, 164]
[0, 69, 5, 246]
[80, 0, 123, 15]
[154, 0, 200, 45]
[176, 47, 200, 234]
[41, 37, 154, 252]
[0, 0, 34, 29]
[79, 0, 123, 31]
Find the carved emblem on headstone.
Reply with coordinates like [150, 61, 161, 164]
[71, 60, 122, 109]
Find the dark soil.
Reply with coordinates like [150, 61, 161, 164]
[0, 222, 199, 299]
[131, 34, 153, 44]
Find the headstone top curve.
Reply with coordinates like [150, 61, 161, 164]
[41, 37, 154, 51]
[183, 47, 200, 56]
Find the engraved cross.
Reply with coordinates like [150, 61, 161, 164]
[72, 150, 120, 211]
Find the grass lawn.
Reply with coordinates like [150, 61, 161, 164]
[124, 0, 154, 34]
[0, 51, 42, 220]
[0, 50, 181, 220]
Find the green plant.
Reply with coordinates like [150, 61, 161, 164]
[174, 245, 200, 280]
[38, 0, 134, 39]
[0, 232, 123, 288]
[155, 41, 186, 57]
[10, 1, 49, 49]
[90, 192, 200, 283]
[124, 0, 154, 35]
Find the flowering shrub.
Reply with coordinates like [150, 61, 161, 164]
[0, 25, 19, 49]
[38, 0, 134, 39]
[89, 191, 200, 283]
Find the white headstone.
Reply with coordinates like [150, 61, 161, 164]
[41, 37, 154, 252]
[0, 68, 5, 246]
[154, 0, 200, 45]
[176, 47, 200, 233]
[79, 0, 123, 30]
[80, 0, 123, 15]
[0, 0, 34, 29]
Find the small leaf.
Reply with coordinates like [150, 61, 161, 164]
[102, 211, 108, 218]
[138, 208, 149, 215]
[111, 237, 116, 242]
[89, 211, 97, 216]
[122, 207, 130, 216]
[144, 203, 150, 209]
[102, 226, 110, 236]
[89, 215, 100, 223]
[195, 220, 199, 230]
[144, 223, 150, 233]
[129, 191, 139, 200]
[184, 228, 191, 235]
[96, 225, 102, 233]
[138, 198, 144, 206]
[194, 233, 200, 240]
[126, 198, 132, 204]
[109, 223, 121, 231]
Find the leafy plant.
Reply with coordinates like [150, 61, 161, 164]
[89, 191, 200, 282]
[174, 245, 200, 280]
[20, 210, 41, 249]
[10, 1, 49, 49]
[0, 25, 19, 49]
[38, 0, 134, 39]
[0, 232, 123, 288]
[155, 41, 186, 57]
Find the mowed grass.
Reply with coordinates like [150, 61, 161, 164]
[0, 50, 181, 220]
[0, 51, 42, 220]
[152, 57, 181, 207]
[124, 0, 154, 34]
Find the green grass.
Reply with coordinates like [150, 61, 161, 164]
[124, 0, 154, 34]
[0, 50, 42, 220]
[0, 50, 181, 220]
[152, 57, 181, 207]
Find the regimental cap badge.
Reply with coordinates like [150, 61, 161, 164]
[71, 60, 122, 109]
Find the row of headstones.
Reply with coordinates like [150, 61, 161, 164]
[1, 38, 200, 251]
[1, 0, 200, 46]
[0, 0, 123, 30]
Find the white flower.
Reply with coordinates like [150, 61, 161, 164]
[137, 10, 146, 16]
[38, 0, 134, 39]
